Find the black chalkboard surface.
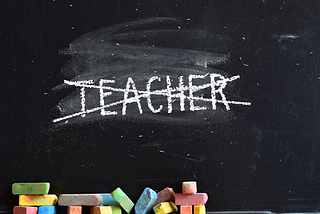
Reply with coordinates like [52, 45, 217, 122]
[2, 0, 320, 213]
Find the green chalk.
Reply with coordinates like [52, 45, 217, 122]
[111, 188, 134, 214]
[12, 183, 50, 195]
[110, 206, 121, 214]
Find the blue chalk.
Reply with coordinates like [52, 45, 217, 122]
[100, 193, 119, 206]
[135, 187, 158, 214]
[38, 206, 56, 214]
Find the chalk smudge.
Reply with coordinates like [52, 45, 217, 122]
[53, 17, 251, 124]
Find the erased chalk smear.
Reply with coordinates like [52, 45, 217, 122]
[53, 17, 251, 124]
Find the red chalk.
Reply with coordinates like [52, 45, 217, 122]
[182, 181, 197, 195]
[154, 187, 175, 206]
[13, 206, 38, 214]
[180, 206, 192, 214]
[68, 206, 82, 214]
[175, 193, 208, 205]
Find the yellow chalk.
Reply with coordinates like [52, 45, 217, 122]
[90, 206, 112, 214]
[194, 205, 206, 214]
[153, 202, 177, 214]
[19, 195, 58, 206]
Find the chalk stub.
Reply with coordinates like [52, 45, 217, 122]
[12, 183, 50, 195]
[100, 194, 119, 206]
[67, 206, 82, 214]
[90, 206, 112, 214]
[110, 206, 121, 214]
[19, 195, 58, 206]
[135, 187, 158, 214]
[174, 193, 208, 206]
[111, 188, 134, 214]
[154, 187, 175, 206]
[38, 206, 56, 214]
[58, 194, 103, 206]
[194, 205, 205, 214]
[153, 202, 177, 214]
[13, 206, 38, 214]
[180, 206, 192, 214]
[182, 182, 197, 195]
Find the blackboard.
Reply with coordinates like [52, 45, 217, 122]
[2, 0, 320, 213]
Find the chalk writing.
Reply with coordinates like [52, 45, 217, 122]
[53, 73, 251, 123]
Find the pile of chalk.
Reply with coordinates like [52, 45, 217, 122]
[12, 181, 208, 214]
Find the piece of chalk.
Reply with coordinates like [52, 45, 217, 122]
[100, 194, 119, 206]
[13, 206, 38, 214]
[90, 206, 112, 214]
[19, 195, 58, 206]
[174, 193, 208, 205]
[135, 187, 158, 214]
[153, 202, 177, 214]
[110, 206, 121, 214]
[58, 194, 103, 206]
[182, 182, 197, 195]
[12, 183, 50, 195]
[111, 188, 134, 214]
[68, 206, 82, 214]
[38, 206, 56, 214]
[180, 206, 192, 214]
[154, 188, 175, 206]
[194, 205, 205, 214]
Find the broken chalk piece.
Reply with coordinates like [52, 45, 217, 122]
[58, 194, 103, 206]
[13, 206, 38, 214]
[111, 188, 134, 214]
[68, 206, 82, 214]
[154, 187, 175, 206]
[182, 181, 197, 195]
[90, 206, 112, 214]
[174, 193, 208, 205]
[194, 205, 205, 214]
[38, 206, 56, 214]
[153, 202, 177, 214]
[100, 194, 119, 206]
[12, 183, 50, 195]
[180, 206, 192, 214]
[19, 195, 58, 206]
[135, 187, 158, 214]
[110, 206, 121, 214]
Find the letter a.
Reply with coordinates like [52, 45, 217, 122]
[122, 77, 143, 115]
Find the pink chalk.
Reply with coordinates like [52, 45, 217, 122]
[175, 193, 208, 205]
[182, 181, 197, 195]
[154, 187, 175, 206]
[13, 206, 38, 214]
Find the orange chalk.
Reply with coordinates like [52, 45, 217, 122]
[180, 206, 192, 214]
[68, 206, 82, 214]
[182, 181, 197, 195]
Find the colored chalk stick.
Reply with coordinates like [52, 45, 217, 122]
[100, 194, 119, 206]
[153, 202, 177, 214]
[68, 206, 82, 214]
[38, 206, 56, 214]
[12, 183, 50, 195]
[19, 194, 58, 206]
[174, 193, 208, 205]
[13, 206, 38, 214]
[90, 206, 112, 214]
[182, 181, 197, 195]
[194, 205, 205, 214]
[135, 187, 158, 214]
[111, 206, 121, 214]
[58, 194, 103, 206]
[154, 188, 175, 206]
[180, 206, 192, 214]
[111, 188, 134, 214]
